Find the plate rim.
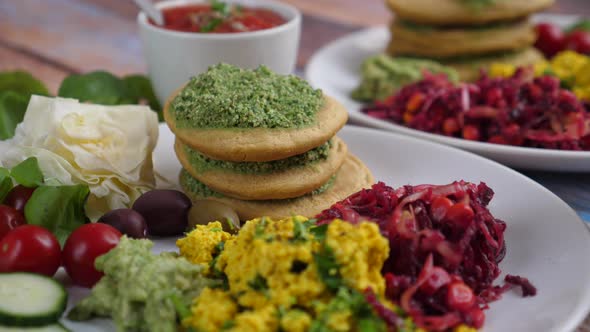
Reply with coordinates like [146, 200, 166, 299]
[304, 15, 590, 172]
[340, 124, 590, 332]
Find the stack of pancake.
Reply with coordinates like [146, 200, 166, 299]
[385, 0, 554, 81]
[164, 78, 374, 221]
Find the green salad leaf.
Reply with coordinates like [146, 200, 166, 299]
[58, 71, 163, 120]
[0, 71, 49, 100]
[0, 91, 28, 140]
[122, 75, 163, 120]
[58, 71, 133, 105]
[0, 71, 48, 140]
[10, 157, 44, 187]
[24, 184, 90, 245]
[0, 167, 13, 203]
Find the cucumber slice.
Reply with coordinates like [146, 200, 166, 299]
[0, 323, 70, 331]
[0, 273, 67, 327]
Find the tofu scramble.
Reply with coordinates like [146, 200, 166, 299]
[176, 217, 421, 332]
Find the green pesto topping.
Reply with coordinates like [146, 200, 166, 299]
[184, 140, 332, 174]
[171, 64, 324, 129]
[180, 169, 335, 200]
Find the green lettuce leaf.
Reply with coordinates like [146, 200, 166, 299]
[0, 71, 49, 101]
[10, 157, 44, 187]
[0, 167, 13, 203]
[58, 71, 133, 105]
[123, 75, 163, 120]
[0, 91, 28, 140]
[24, 184, 90, 245]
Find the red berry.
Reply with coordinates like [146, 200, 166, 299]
[446, 202, 474, 227]
[565, 30, 590, 54]
[431, 196, 454, 221]
[535, 23, 565, 57]
[420, 267, 451, 295]
[446, 281, 476, 312]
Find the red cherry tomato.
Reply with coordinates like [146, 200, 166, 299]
[565, 30, 590, 54]
[4, 185, 36, 214]
[0, 205, 26, 239]
[62, 223, 122, 288]
[0, 225, 61, 276]
[446, 281, 476, 312]
[535, 23, 565, 57]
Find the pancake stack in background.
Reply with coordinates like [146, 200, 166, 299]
[164, 65, 374, 221]
[385, 0, 555, 81]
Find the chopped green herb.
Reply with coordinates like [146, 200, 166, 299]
[201, 18, 223, 32]
[248, 274, 269, 295]
[310, 224, 328, 242]
[313, 245, 342, 291]
[221, 320, 236, 330]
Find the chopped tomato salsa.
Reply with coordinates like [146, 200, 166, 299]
[153, 1, 286, 33]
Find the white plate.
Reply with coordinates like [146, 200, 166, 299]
[305, 14, 590, 172]
[62, 124, 590, 331]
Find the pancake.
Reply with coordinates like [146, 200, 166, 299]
[440, 47, 545, 81]
[164, 91, 348, 162]
[176, 136, 349, 200]
[385, 0, 554, 26]
[179, 153, 374, 220]
[388, 19, 536, 58]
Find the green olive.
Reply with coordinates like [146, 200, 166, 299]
[187, 200, 240, 233]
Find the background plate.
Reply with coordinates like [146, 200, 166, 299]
[305, 14, 590, 172]
[62, 124, 590, 332]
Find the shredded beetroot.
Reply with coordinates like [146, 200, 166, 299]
[316, 181, 536, 331]
[361, 69, 590, 150]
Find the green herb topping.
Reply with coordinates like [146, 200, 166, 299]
[171, 64, 324, 129]
[183, 140, 332, 174]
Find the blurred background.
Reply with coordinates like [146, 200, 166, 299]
[1, 0, 588, 93]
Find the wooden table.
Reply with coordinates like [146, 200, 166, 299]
[1, 0, 589, 330]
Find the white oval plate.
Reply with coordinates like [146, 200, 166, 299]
[305, 14, 590, 172]
[62, 124, 590, 332]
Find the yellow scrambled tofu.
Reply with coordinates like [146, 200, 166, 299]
[177, 216, 398, 332]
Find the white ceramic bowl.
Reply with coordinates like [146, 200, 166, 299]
[138, 0, 302, 104]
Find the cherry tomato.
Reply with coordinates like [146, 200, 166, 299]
[0, 205, 26, 239]
[0, 225, 61, 276]
[535, 23, 565, 57]
[4, 185, 36, 213]
[565, 30, 590, 54]
[446, 281, 476, 312]
[62, 223, 122, 288]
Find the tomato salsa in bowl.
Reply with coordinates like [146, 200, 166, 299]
[153, 1, 286, 33]
[137, 0, 301, 105]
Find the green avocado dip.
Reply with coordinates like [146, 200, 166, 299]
[184, 140, 332, 174]
[171, 63, 324, 129]
[180, 169, 335, 199]
[68, 237, 216, 332]
[351, 55, 458, 102]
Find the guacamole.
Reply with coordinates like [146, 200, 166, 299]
[351, 54, 458, 102]
[171, 64, 324, 129]
[68, 237, 215, 332]
[184, 140, 332, 174]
